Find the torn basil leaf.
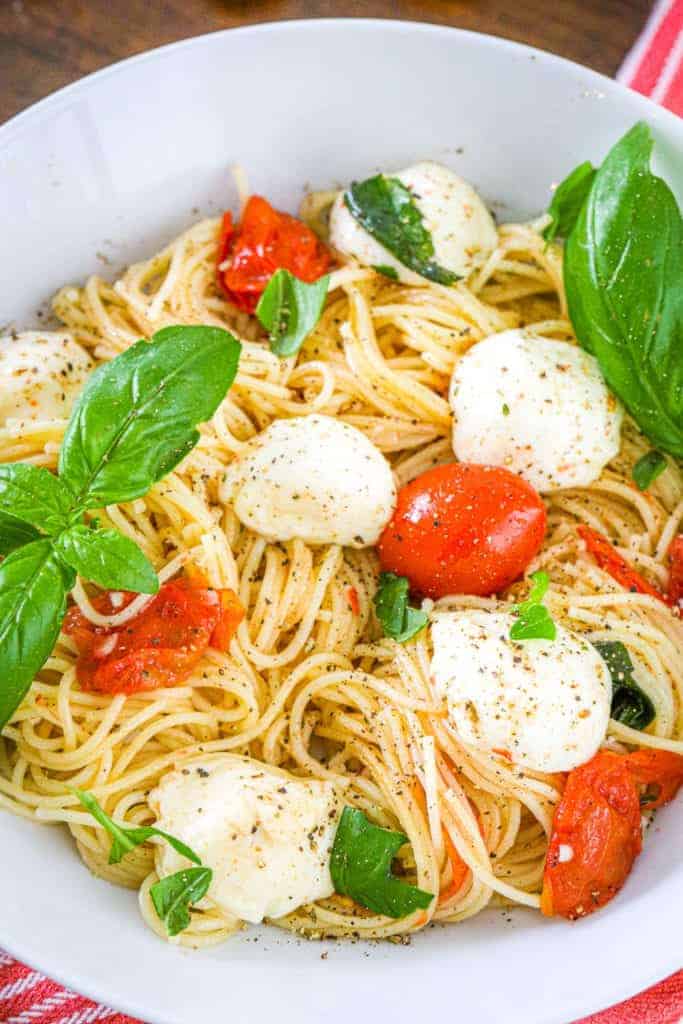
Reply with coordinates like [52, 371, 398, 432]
[509, 571, 557, 642]
[150, 866, 213, 937]
[373, 572, 428, 643]
[330, 807, 433, 919]
[256, 268, 329, 358]
[632, 450, 667, 491]
[345, 175, 458, 285]
[594, 640, 655, 730]
[543, 161, 597, 243]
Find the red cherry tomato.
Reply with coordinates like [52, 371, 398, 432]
[625, 748, 683, 810]
[541, 751, 642, 920]
[216, 195, 331, 313]
[667, 535, 683, 607]
[64, 577, 244, 695]
[578, 525, 669, 605]
[378, 462, 547, 598]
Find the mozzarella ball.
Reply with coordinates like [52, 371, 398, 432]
[150, 755, 342, 924]
[430, 610, 611, 773]
[221, 414, 397, 547]
[0, 330, 93, 426]
[449, 329, 622, 492]
[329, 161, 498, 283]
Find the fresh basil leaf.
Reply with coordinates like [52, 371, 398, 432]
[74, 789, 202, 866]
[150, 867, 213, 937]
[373, 264, 399, 280]
[345, 176, 458, 285]
[0, 464, 74, 536]
[565, 123, 683, 457]
[632, 450, 667, 491]
[330, 807, 433, 919]
[256, 269, 329, 358]
[0, 510, 41, 556]
[543, 161, 597, 243]
[60, 325, 242, 509]
[509, 570, 557, 642]
[373, 572, 428, 643]
[594, 640, 655, 730]
[56, 525, 158, 595]
[0, 539, 74, 730]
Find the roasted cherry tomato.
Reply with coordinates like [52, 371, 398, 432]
[216, 195, 331, 313]
[578, 525, 669, 605]
[667, 535, 683, 607]
[625, 748, 683, 810]
[378, 462, 547, 599]
[541, 751, 642, 920]
[64, 576, 244, 695]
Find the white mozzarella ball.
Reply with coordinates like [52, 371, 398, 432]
[150, 755, 342, 924]
[449, 329, 622, 492]
[221, 414, 397, 547]
[430, 610, 611, 773]
[329, 161, 498, 283]
[0, 330, 93, 426]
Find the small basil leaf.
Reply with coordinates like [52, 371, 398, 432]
[373, 572, 428, 643]
[543, 161, 597, 243]
[150, 867, 213, 937]
[593, 640, 656, 730]
[632, 450, 667, 491]
[509, 571, 557, 642]
[0, 464, 74, 536]
[373, 264, 399, 280]
[0, 539, 74, 730]
[330, 807, 433, 919]
[565, 122, 683, 457]
[0, 510, 41, 556]
[74, 789, 202, 866]
[256, 269, 329, 358]
[345, 176, 458, 285]
[60, 325, 242, 508]
[56, 525, 158, 595]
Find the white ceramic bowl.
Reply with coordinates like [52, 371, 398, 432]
[1, 20, 682, 1024]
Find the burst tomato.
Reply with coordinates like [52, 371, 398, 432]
[541, 751, 642, 920]
[216, 195, 331, 313]
[64, 577, 244, 695]
[668, 535, 683, 606]
[625, 748, 683, 810]
[378, 462, 547, 599]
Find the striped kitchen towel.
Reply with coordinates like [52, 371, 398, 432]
[618, 0, 683, 114]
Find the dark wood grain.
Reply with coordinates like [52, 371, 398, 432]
[1, 0, 652, 125]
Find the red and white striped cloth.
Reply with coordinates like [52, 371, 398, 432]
[2, 4, 683, 1023]
[618, 0, 683, 114]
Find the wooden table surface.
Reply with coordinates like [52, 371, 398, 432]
[2, 0, 653, 125]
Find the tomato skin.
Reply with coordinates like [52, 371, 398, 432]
[668, 535, 683, 606]
[64, 578, 244, 695]
[578, 525, 669, 605]
[625, 749, 683, 810]
[378, 462, 547, 599]
[541, 751, 642, 920]
[216, 195, 331, 313]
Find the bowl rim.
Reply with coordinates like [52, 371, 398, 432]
[1, 18, 682, 1024]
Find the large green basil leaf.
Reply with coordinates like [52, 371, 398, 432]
[345, 175, 458, 285]
[59, 326, 241, 508]
[0, 510, 41, 556]
[0, 539, 74, 730]
[565, 123, 683, 457]
[0, 464, 74, 535]
[56, 525, 158, 594]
